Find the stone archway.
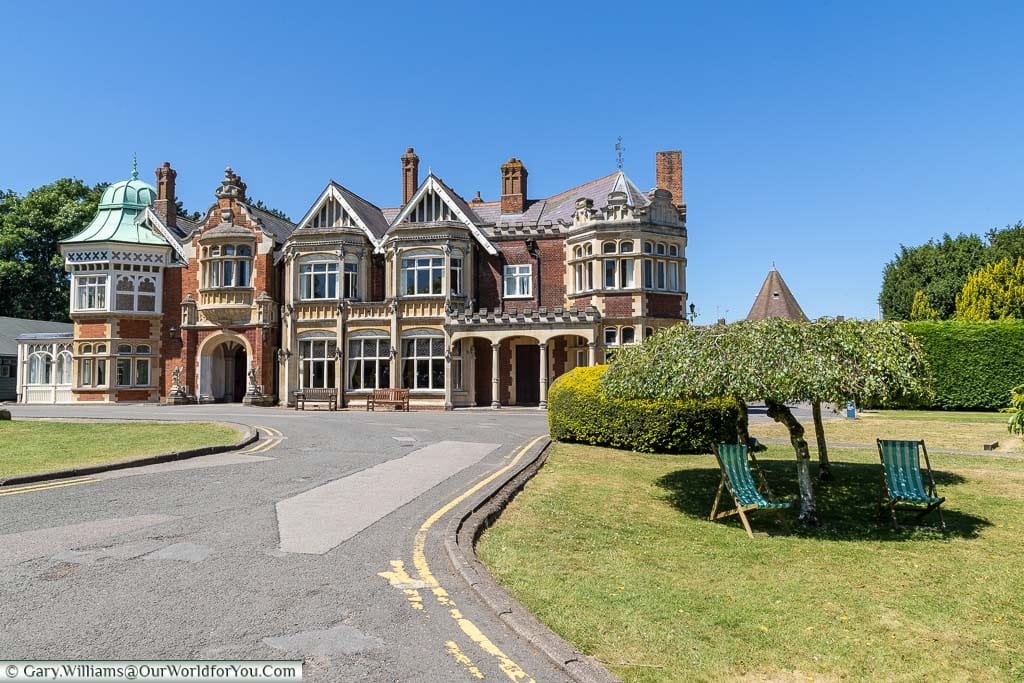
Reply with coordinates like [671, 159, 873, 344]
[196, 332, 253, 403]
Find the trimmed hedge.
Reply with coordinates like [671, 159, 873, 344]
[547, 365, 738, 454]
[905, 320, 1024, 410]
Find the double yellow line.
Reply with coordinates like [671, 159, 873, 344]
[0, 476, 99, 497]
[241, 425, 285, 455]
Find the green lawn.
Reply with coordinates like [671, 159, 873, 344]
[750, 408, 1021, 452]
[0, 420, 243, 478]
[478, 441, 1024, 681]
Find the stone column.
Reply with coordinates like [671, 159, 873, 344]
[15, 340, 24, 403]
[538, 342, 549, 409]
[443, 341, 454, 411]
[587, 341, 597, 366]
[490, 342, 501, 409]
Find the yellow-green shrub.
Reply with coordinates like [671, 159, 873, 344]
[547, 365, 738, 454]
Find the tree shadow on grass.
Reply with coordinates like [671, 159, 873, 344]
[655, 457, 990, 541]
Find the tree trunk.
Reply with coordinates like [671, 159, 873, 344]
[766, 400, 820, 526]
[735, 397, 750, 445]
[812, 402, 833, 482]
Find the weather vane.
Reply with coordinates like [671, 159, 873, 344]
[615, 136, 625, 170]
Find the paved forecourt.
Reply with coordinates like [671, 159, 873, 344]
[0, 403, 565, 682]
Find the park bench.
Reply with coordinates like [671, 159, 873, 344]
[710, 442, 793, 538]
[876, 439, 946, 529]
[294, 387, 338, 411]
[367, 388, 410, 411]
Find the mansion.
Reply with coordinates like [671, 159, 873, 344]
[16, 149, 688, 408]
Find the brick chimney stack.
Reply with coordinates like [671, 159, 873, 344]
[154, 162, 177, 228]
[401, 147, 419, 206]
[500, 158, 528, 214]
[655, 150, 684, 213]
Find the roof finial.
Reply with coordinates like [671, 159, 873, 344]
[131, 153, 139, 180]
[772, 260, 777, 271]
[615, 136, 625, 170]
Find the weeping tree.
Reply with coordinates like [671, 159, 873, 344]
[603, 318, 930, 526]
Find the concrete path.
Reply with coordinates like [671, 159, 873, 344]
[0, 404, 566, 682]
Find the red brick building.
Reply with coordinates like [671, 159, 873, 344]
[41, 149, 688, 408]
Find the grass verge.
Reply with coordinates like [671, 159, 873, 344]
[0, 420, 242, 478]
[478, 441, 1024, 681]
[750, 409, 1020, 452]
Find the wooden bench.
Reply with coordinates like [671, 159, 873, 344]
[367, 388, 410, 411]
[294, 387, 338, 411]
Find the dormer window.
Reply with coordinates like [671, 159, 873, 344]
[204, 244, 253, 288]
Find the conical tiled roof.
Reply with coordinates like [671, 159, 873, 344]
[746, 267, 808, 321]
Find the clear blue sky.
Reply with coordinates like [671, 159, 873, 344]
[2, 1, 1023, 321]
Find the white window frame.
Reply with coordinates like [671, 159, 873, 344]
[299, 260, 339, 300]
[402, 253, 444, 296]
[450, 253, 463, 296]
[204, 244, 253, 288]
[299, 338, 337, 390]
[503, 264, 533, 298]
[347, 335, 390, 391]
[604, 327, 618, 346]
[401, 333, 445, 390]
[74, 274, 108, 311]
[452, 340, 464, 391]
[114, 274, 158, 312]
[343, 256, 359, 300]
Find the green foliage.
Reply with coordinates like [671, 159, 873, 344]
[0, 179, 106, 321]
[879, 233, 988, 320]
[603, 319, 931, 408]
[910, 290, 941, 320]
[904, 320, 1024, 410]
[955, 257, 1024, 320]
[986, 220, 1024, 263]
[174, 198, 201, 221]
[547, 365, 738, 454]
[1006, 384, 1024, 436]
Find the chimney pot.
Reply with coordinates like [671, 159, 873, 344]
[500, 157, 528, 214]
[154, 162, 178, 228]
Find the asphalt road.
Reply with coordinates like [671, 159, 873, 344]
[0, 404, 564, 682]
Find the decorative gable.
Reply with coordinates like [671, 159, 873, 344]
[294, 183, 384, 247]
[310, 196, 359, 229]
[390, 175, 498, 255]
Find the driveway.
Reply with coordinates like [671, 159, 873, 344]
[0, 404, 563, 682]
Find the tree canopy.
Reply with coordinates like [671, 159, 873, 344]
[879, 233, 988, 320]
[955, 257, 1024, 321]
[0, 179, 106, 321]
[603, 319, 931, 524]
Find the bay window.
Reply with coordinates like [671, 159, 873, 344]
[75, 275, 107, 311]
[347, 336, 390, 390]
[402, 334, 445, 390]
[402, 254, 444, 296]
[300, 261, 338, 300]
[503, 264, 532, 298]
[300, 338, 337, 389]
[79, 344, 107, 387]
[204, 244, 253, 288]
[450, 254, 463, 295]
[343, 258, 359, 299]
[115, 275, 157, 312]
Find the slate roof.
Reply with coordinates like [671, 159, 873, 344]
[330, 181, 390, 239]
[0, 317, 73, 356]
[746, 268, 808, 322]
[248, 205, 297, 243]
[379, 169, 652, 233]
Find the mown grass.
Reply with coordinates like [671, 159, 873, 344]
[749, 408, 1021, 452]
[0, 420, 242, 478]
[478, 441, 1024, 681]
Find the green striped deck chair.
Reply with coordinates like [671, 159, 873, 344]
[876, 439, 945, 529]
[711, 443, 793, 538]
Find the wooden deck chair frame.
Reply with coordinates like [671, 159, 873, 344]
[710, 442, 790, 538]
[876, 438, 946, 530]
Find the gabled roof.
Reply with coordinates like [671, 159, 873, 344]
[746, 268, 808, 322]
[388, 174, 497, 255]
[293, 181, 389, 243]
[248, 205, 297, 243]
[0, 317, 73, 356]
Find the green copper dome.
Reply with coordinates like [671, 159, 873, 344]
[63, 158, 167, 246]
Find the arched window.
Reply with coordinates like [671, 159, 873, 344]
[114, 275, 158, 312]
[585, 244, 593, 256]
[602, 242, 617, 254]
[573, 246, 583, 259]
[619, 241, 634, 253]
[56, 350, 72, 384]
[205, 243, 253, 288]
[348, 333, 390, 390]
[621, 327, 636, 345]
[28, 352, 52, 385]
[656, 243, 666, 255]
[669, 245, 678, 257]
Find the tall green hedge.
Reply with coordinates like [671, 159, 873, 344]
[904, 320, 1024, 410]
[547, 365, 738, 454]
